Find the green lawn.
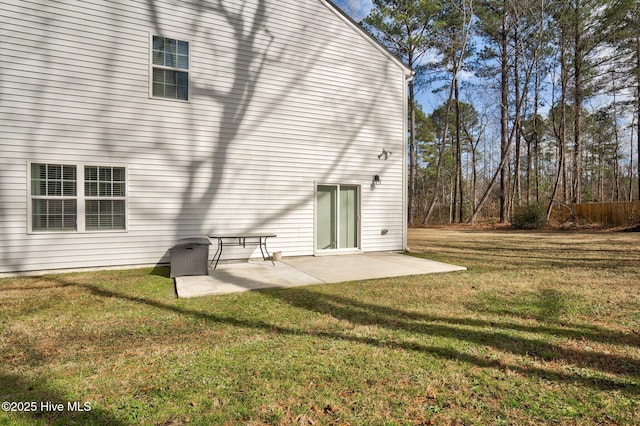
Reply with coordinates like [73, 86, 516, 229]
[1, 228, 639, 425]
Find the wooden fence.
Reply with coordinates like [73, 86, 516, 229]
[551, 201, 640, 226]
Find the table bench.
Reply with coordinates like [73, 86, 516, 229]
[207, 232, 277, 269]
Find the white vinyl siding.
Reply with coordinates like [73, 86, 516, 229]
[0, 0, 410, 274]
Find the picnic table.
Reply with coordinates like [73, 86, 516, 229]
[207, 232, 277, 269]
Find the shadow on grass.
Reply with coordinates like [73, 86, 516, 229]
[149, 265, 170, 278]
[465, 288, 581, 324]
[6, 273, 635, 404]
[267, 287, 640, 377]
[408, 232, 640, 272]
[0, 373, 126, 425]
[414, 248, 638, 271]
[2, 265, 639, 425]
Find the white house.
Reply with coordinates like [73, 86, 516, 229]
[0, 0, 412, 275]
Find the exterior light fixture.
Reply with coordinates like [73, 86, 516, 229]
[373, 175, 381, 185]
[378, 149, 391, 160]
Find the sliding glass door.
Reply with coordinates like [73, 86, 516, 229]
[316, 185, 359, 251]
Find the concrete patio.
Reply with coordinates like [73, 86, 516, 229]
[174, 252, 466, 298]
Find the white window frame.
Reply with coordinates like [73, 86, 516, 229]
[27, 162, 128, 234]
[149, 34, 191, 102]
[84, 165, 127, 231]
[28, 162, 78, 233]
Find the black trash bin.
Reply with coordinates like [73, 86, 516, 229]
[170, 237, 212, 278]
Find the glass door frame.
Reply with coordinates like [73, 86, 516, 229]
[314, 183, 361, 255]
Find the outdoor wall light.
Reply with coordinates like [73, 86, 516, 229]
[373, 175, 381, 185]
[378, 149, 391, 160]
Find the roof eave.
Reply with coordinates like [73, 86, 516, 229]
[321, 0, 414, 77]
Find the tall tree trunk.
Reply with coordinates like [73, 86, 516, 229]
[637, 35, 640, 200]
[631, 118, 636, 202]
[472, 144, 478, 211]
[547, 35, 568, 219]
[428, 0, 474, 224]
[526, 41, 538, 205]
[612, 72, 621, 202]
[423, 81, 455, 224]
[562, 29, 568, 207]
[408, 77, 416, 224]
[533, 1, 545, 204]
[499, 0, 509, 222]
[572, 0, 583, 204]
[455, 79, 464, 222]
[512, 23, 521, 211]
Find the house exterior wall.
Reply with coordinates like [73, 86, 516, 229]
[0, 0, 411, 274]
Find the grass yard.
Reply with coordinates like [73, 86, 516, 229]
[1, 228, 639, 425]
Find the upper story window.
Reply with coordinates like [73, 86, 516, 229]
[152, 36, 189, 101]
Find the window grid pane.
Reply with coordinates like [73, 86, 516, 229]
[152, 36, 189, 101]
[48, 165, 61, 180]
[86, 200, 125, 231]
[31, 164, 78, 231]
[85, 166, 125, 197]
[152, 69, 188, 101]
[84, 166, 126, 231]
[31, 163, 77, 197]
[32, 199, 77, 231]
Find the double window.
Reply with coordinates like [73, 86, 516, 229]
[29, 163, 127, 232]
[151, 36, 189, 101]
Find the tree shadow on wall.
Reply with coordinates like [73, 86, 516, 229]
[146, 0, 394, 242]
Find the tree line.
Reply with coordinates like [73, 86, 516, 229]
[361, 0, 640, 225]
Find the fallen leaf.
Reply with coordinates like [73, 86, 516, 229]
[323, 404, 336, 415]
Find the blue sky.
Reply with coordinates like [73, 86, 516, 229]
[331, 0, 637, 153]
[333, 0, 373, 21]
